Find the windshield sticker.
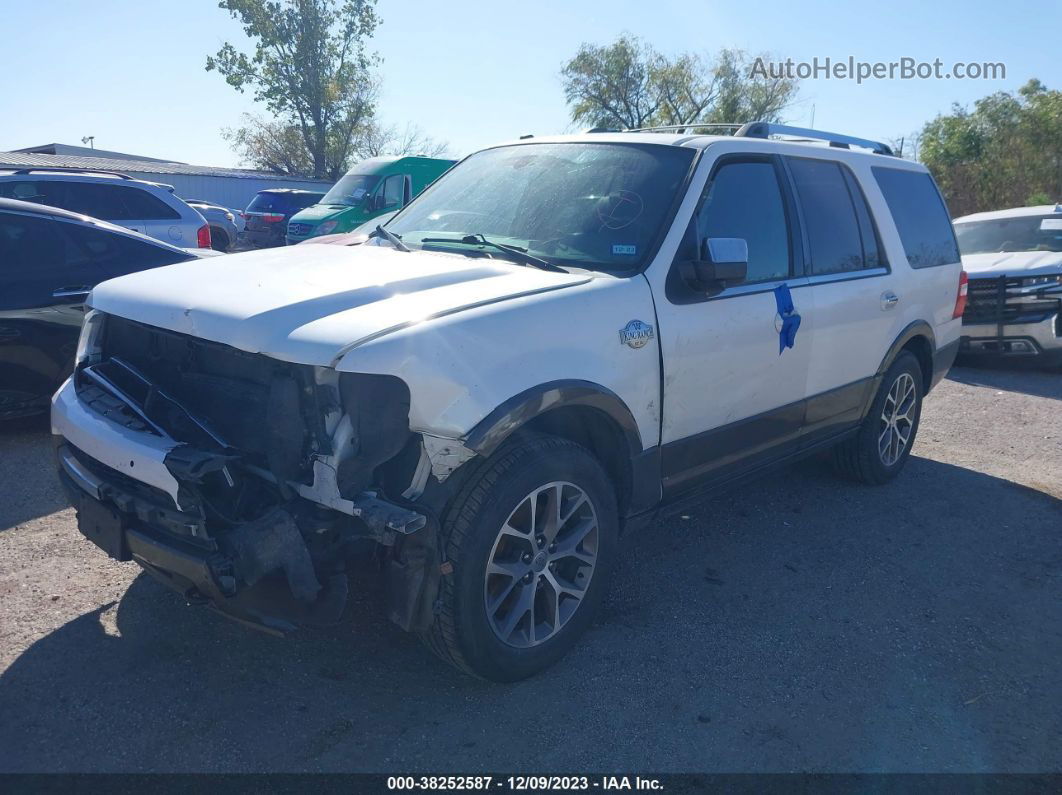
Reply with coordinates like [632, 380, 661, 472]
[612, 244, 637, 255]
[1040, 218, 1062, 230]
[350, 188, 367, 200]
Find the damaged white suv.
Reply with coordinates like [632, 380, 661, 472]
[53, 125, 965, 680]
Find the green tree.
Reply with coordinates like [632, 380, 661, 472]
[561, 36, 798, 130]
[207, 0, 380, 180]
[224, 114, 449, 175]
[919, 79, 1062, 216]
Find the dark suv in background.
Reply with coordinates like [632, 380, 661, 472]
[239, 189, 325, 249]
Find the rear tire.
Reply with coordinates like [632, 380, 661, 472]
[421, 434, 617, 681]
[832, 351, 923, 485]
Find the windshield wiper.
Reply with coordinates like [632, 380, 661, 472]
[369, 224, 410, 252]
[419, 233, 564, 272]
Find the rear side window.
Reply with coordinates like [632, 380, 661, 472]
[872, 167, 959, 268]
[117, 187, 181, 220]
[0, 180, 53, 203]
[63, 183, 133, 219]
[787, 158, 868, 275]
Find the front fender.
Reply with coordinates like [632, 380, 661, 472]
[331, 276, 660, 450]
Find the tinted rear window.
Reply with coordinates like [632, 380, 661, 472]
[872, 167, 959, 268]
[788, 158, 866, 275]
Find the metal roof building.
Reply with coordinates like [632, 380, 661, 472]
[0, 144, 332, 210]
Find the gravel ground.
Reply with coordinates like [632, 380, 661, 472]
[0, 364, 1059, 773]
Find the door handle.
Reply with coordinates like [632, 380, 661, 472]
[881, 291, 900, 310]
[52, 286, 92, 301]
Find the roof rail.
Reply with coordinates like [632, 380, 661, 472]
[3, 166, 136, 179]
[735, 123, 894, 155]
[624, 123, 746, 134]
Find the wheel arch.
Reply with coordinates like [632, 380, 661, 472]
[877, 320, 935, 393]
[463, 380, 657, 518]
[209, 224, 230, 251]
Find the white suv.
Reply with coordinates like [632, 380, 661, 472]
[954, 205, 1062, 363]
[51, 125, 965, 680]
[0, 168, 211, 249]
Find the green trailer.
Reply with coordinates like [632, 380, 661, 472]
[285, 155, 455, 244]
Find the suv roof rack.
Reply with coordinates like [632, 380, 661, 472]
[623, 123, 746, 134]
[615, 122, 894, 155]
[3, 166, 136, 179]
[735, 122, 894, 156]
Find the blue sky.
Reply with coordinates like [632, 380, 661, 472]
[3, 0, 1057, 167]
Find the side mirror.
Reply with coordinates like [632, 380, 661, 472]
[679, 238, 748, 292]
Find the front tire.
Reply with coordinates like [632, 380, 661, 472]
[421, 435, 617, 681]
[832, 351, 923, 485]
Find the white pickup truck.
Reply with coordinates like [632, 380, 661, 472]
[52, 125, 965, 680]
[954, 205, 1062, 364]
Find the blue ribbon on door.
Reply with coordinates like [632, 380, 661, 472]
[773, 284, 801, 354]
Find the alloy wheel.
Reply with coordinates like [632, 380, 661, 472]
[878, 372, 917, 466]
[484, 481, 599, 648]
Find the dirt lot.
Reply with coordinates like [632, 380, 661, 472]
[1, 364, 1059, 773]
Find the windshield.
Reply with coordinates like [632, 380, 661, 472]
[385, 142, 696, 273]
[321, 174, 382, 207]
[955, 215, 1062, 255]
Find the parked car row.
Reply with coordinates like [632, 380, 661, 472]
[0, 198, 218, 419]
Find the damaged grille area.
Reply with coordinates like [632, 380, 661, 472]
[76, 315, 329, 483]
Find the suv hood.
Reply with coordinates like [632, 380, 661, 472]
[962, 250, 1062, 278]
[88, 243, 590, 367]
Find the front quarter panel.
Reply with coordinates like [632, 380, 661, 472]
[334, 275, 661, 449]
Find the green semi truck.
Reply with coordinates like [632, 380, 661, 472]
[285, 155, 455, 244]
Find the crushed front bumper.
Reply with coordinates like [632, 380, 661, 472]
[56, 439, 351, 634]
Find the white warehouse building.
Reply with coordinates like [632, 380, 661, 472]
[0, 143, 332, 210]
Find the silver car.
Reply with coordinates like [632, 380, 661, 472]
[0, 167, 211, 249]
[185, 199, 243, 252]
